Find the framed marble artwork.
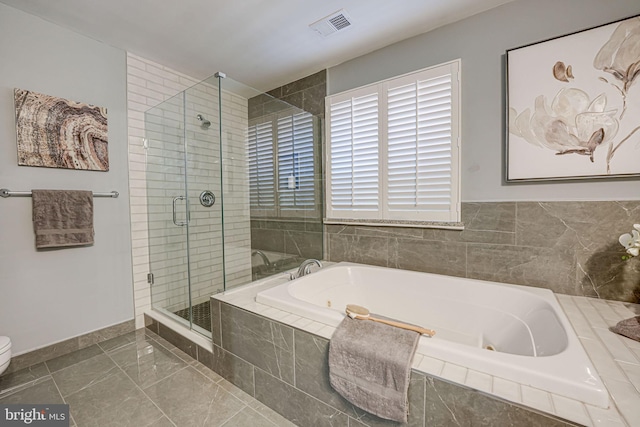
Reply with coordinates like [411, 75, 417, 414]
[14, 89, 109, 171]
[506, 15, 640, 182]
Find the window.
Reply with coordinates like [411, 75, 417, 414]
[248, 121, 275, 213]
[326, 60, 461, 225]
[248, 110, 319, 218]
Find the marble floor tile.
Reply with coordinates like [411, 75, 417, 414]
[221, 407, 279, 427]
[98, 330, 141, 353]
[0, 362, 49, 395]
[3, 330, 295, 427]
[108, 338, 188, 388]
[171, 346, 198, 365]
[144, 367, 246, 427]
[0, 378, 64, 404]
[46, 344, 105, 373]
[191, 359, 224, 384]
[6, 337, 80, 375]
[148, 416, 177, 427]
[65, 370, 163, 427]
[51, 353, 119, 397]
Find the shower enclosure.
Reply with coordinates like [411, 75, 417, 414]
[144, 73, 322, 338]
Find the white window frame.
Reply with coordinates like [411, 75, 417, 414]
[248, 109, 321, 220]
[325, 60, 461, 227]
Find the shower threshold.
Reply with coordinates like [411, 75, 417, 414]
[173, 301, 212, 332]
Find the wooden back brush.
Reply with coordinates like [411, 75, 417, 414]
[345, 304, 435, 337]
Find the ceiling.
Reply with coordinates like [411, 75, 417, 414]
[0, 0, 515, 91]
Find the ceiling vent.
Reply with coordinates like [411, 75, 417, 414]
[309, 9, 353, 37]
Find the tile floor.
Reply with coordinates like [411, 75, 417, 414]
[0, 329, 296, 427]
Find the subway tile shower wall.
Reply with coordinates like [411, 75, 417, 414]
[326, 201, 640, 302]
[127, 53, 198, 328]
[127, 53, 252, 328]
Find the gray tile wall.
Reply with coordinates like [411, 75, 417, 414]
[251, 220, 323, 260]
[202, 300, 578, 427]
[247, 69, 640, 305]
[262, 70, 326, 119]
[326, 201, 640, 303]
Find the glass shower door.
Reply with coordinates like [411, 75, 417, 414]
[145, 92, 193, 330]
[145, 72, 324, 338]
[145, 77, 226, 338]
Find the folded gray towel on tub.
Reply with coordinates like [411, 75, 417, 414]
[328, 314, 420, 423]
[611, 316, 640, 342]
[32, 190, 94, 249]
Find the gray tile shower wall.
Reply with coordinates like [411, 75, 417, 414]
[326, 201, 640, 303]
[248, 71, 326, 262]
[206, 300, 577, 427]
[263, 70, 326, 119]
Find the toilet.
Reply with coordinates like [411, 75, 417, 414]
[0, 336, 11, 376]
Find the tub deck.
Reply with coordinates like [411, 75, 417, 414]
[213, 265, 640, 426]
[257, 262, 603, 409]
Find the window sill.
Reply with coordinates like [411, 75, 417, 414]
[251, 216, 321, 222]
[323, 218, 464, 231]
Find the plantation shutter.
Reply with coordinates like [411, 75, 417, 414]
[327, 88, 380, 219]
[326, 60, 460, 225]
[277, 112, 316, 213]
[248, 121, 275, 215]
[385, 63, 459, 222]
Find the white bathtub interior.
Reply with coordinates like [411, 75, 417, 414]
[282, 265, 569, 356]
[256, 262, 608, 409]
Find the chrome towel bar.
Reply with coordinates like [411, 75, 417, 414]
[0, 189, 119, 198]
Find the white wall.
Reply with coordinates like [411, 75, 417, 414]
[0, 3, 133, 355]
[327, 0, 640, 202]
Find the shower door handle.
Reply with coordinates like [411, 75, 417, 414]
[172, 196, 188, 226]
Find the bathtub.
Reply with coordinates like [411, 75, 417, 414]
[256, 262, 609, 408]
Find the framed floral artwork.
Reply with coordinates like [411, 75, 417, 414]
[506, 15, 640, 181]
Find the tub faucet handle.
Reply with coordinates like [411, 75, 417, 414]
[295, 259, 323, 279]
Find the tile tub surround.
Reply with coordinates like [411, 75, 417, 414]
[0, 328, 295, 427]
[205, 274, 639, 427]
[3, 319, 135, 376]
[326, 201, 640, 303]
[251, 220, 323, 261]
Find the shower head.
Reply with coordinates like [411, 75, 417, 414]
[196, 114, 211, 129]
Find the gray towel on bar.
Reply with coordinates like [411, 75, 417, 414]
[32, 190, 94, 249]
[328, 314, 420, 423]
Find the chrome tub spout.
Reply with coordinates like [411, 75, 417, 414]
[251, 250, 272, 268]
